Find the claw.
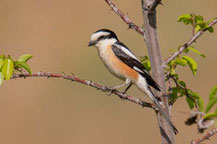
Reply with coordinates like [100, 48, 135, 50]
[102, 86, 108, 92]
[107, 87, 116, 95]
[102, 86, 116, 95]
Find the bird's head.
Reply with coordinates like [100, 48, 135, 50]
[88, 29, 118, 48]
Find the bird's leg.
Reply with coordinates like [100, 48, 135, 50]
[110, 79, 131, 92]
[104, 79, 131, 95]
[122, 83, 132, 94]
[111, 82, 128, 90]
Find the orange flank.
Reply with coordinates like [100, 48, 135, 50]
[106, 45, 138, 80]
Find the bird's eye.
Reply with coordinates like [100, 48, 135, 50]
[98, 35, 106, 40]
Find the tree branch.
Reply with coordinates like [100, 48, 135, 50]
[163, 18, 217, 67]
[11, 72, 155, 109]
[169, 75, 199, 110]
[191, 128, 217, 144]
[141, 0, 175, 143]
[149, 0, 162, 12]
[105, 0, 144, 36]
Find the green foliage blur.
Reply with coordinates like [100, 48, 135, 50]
[140, 14, 217, 129]
[0, 54, 32, 85]
[177, 13, 216, 33]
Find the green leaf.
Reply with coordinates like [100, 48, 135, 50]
[175, 59, 187, 66]
[0, 72, 4, 85]
[191, 92, 200, 100]
[207, 18, 215, 33]
[0, 55, 6, 70]
[203, 112, 217, 120]
[186, 97, 195, 109]
[206, 86, 217, 113]
[182, 56, 197, 76]
[169, 88, 178, 101]
[188, 47, 206, 58]
[172, 73, 179, 81]
[2, 58, 14, 80]
[140, 56, 151, 71]
[0, 55, 5, 59]
[197, 21, 206, 29]
[184, 48, 190, 53]
[178, 80, 186, 87]
[169, 87, 182, 104]
[168, 60, 175, 68]
[183, 20, 192, 25]
[178, 14, 191, 21]
[195, 25, 201, 32]
[143, 60, 151, 71]
[15, 61, 32, 74]
[179, 89, 186, 97]
[18, 54, 33, 62]
[178, 14, 192, 25]
[195, 15, 203, 23]
[0, 58, 4, 70]
[170, 69, 176, 75]
[208, 27, 214, 33]
[209, 86, 217, 101]
[215, 107, 217, 113]
[197, 94, 205, 112]
[205, 97, 217, 113]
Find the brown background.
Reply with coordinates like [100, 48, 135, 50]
[0, 0, 217, 143]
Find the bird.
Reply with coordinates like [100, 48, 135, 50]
[88, 29, 178, 134]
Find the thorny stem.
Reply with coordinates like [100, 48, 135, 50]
[191, 128, 217, 144]
[11, 72, 155, 109]
[105, 0, 144, 36]
[164, 18, 217, 67]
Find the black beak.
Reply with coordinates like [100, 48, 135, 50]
[88, 41, 96, 47]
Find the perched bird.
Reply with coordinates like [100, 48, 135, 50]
[88, 29, 178, 134]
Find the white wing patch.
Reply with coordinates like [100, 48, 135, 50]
[115, 44, 139, 60]
[133, 66, 144, 73]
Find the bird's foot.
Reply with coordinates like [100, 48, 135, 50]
[102, 86, 117, 95]
[121, 83, 132, 94]
[121, 90, 127, 95]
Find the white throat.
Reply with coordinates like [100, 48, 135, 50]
[95, 38, 117, 50]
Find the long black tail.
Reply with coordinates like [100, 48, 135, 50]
[148, 88, 178, 134]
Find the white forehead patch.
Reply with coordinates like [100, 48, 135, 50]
[91, 31, 110, 41]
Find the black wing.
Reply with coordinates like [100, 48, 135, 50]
[112, 43, 161, 91]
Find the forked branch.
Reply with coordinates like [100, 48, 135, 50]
[105, 0, 144, 35]
[164, 18, 217, 67]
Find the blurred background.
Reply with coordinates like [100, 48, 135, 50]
[0, 0, 217, 143]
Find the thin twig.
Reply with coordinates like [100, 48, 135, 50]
[11, 72, 155, 109]
[163, 18, 217, 67]
[169, 74, 199, 110]
[192, 14, 196, 36]
[104, 0, 144, 36]
[191, 128, 217, 144]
